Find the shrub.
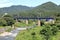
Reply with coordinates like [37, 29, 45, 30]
[6, 28, 13, 32]
[0, 19, 7, 26]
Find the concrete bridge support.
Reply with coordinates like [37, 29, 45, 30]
[37, 19, 41, 26]
[26, 19, 28, 25]
[16, 19, 18, 22]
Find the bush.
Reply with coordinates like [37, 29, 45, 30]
[15, 25, 59, 40]
[0, 18, 7, 26]
[6, 28, 13, 32]
[4, 17, 15, 26]
[40, 25, 58, 40]
[56, 24, 60, 30]
[15, 26, 44, 40]
[14, 22, 27, 27]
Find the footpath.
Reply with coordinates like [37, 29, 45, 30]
[0, 28, 26, 40]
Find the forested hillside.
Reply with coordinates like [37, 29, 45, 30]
[0, 5, 32, 16]
[19, 2, 60, 18]
[0, 2, 60, 18]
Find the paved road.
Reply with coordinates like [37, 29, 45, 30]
[0, 28, 26, 40]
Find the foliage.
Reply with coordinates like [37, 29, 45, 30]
[8, 2, 60, 18]
[14, 22, 27, 27]
[15, 24, 60, 40]
[0, 2, 60, 18]
[0, 18, 7, 26]
[56, 24, 60, 30]
[15, 27, 44, 40]
[51, 32, 60, 40]
[6, 27, 13, 32]
[3, 15, 12, 17]
[0, 26, 5, 28]
[3, 15, 15, 26]
[40, 25, 58, 40]
[14, 22, 35, 27]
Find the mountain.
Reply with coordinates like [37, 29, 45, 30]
[0, 1, 60, 18]
[26, 2, 60, 18]
[58, 5, 60, 9]
[0, 5, 32, 16]
[34, 2, 59, 11]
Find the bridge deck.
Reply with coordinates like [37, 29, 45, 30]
[14, 17, 54, 20]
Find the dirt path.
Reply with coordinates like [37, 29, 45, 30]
[0, 28, 26, 40]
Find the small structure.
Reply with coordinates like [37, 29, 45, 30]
[4, 13, 8, 15]
[45, 19, 55, 24]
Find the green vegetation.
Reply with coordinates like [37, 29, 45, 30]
[0, 2, 60, 19]
[0, 26, 5, 28]
[0, 2, 60, 40]
[15, 24, 60, 40]
[11, 2, 60, 19]
[0, 15, 15, 32]
[0, 15, 15, 27]
[0, 18, 7, 26]
[14, 22, 35, 27]
[52, 32, 60, 40]
[15, 26, 43, 40]
[40, 25, 58, 40]
[14, 22, 27, 27]
[6, 27, 13, 32]
[3, 15, 15, 27]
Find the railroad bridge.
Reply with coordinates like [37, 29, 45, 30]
[14, 17, 54, 26]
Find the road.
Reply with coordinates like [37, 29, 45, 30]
[0, 28, 26, 40]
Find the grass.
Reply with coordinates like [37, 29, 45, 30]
[6, 27, 13, 32]
[14, 22, 35, 27]
[5, 26, 15, 32]
[15, 26, 44, 40]
[14, 22, 27, 27]
[0, 26, 5, 28]
[15, 25, 60, 40]
[51, 32, 60, 40]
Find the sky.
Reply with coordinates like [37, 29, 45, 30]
[0, 0, 60, 8]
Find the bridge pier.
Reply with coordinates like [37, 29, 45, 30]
[26, 19, 28, 25]
[16, 19, 18, 22]
[37, 19, 41, 26]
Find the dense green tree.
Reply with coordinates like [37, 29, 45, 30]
[0, 18, 7, 26]
[3, 14, 12, 17]
[40, 25, 58, 40]
[4, 17, 15, 26]
[3, 15, 15, 27]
